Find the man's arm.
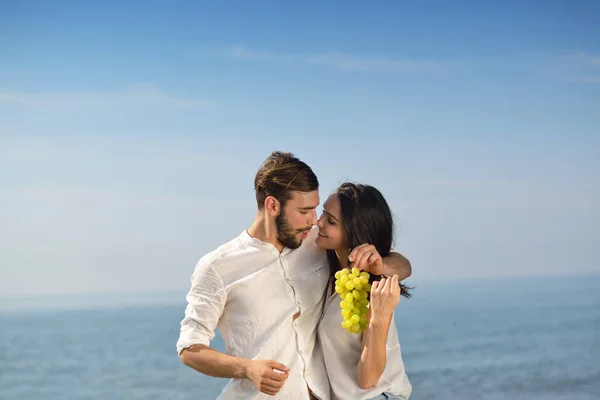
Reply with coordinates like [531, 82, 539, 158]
[179, 345, 289, 396]
[179, 344, 251, 378]
[177, 260, 290, 396]
[349, 244, 412, 280]
[382, 250, 412, 280]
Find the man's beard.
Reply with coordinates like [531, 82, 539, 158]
[275, 213, 310, 250]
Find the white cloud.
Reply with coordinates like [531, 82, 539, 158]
[576, 51, 600, 67]
[565, 51, 600, 84]
[0, 83, 213, 109]
[229, 45, 442, 73]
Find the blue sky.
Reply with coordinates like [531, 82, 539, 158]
[1, 1, 599, 299]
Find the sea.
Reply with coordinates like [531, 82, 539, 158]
[1, 274, 599, 400]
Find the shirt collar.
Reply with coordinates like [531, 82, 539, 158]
[238, 229, 295, 256]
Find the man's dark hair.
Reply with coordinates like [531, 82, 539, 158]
[254, 151, 319, 209]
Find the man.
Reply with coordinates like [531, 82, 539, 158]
[177, 151, 412, 399]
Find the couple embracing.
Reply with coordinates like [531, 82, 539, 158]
[177, 151, 413, 400]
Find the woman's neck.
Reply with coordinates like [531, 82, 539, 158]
[335, 248, 350, 269]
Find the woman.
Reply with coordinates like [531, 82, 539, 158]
[315, 182, 412, 400]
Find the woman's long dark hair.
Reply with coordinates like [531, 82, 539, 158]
[326, 182, 412, 298]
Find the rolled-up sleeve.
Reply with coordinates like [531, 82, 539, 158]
[176, 258, 226, 355]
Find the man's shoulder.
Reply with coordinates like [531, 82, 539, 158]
[196, 231, 249, 269]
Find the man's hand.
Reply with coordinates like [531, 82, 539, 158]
[349, 244, 384, 275]
[244, 359, 290, 396]
[178, 345, 290, 396]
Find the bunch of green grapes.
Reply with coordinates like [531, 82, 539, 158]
[334, 267, 371, 334]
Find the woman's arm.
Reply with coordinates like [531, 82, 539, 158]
[356, 275, 401, 389]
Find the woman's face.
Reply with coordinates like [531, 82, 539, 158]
[316, 193, 348, 251]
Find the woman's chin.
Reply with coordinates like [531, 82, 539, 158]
[315, 236, 332, 250]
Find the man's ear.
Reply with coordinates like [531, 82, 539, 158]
[264, 196, 280, 216]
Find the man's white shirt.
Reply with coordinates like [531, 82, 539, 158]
[177, 226, 331, 399]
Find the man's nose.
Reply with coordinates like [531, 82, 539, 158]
[309, 210, 318, 226]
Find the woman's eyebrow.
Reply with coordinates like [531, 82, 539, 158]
[324, 210, 339, 222]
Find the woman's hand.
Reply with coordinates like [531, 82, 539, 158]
[349, 245, 412, 281]
[349, 244, 384, 275]
[369, 275, 400, 323]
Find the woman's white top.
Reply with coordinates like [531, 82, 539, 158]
[317, 283, 412, 400]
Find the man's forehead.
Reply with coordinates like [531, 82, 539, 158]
[289, 190, 320, 207]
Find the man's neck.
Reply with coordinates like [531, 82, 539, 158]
[247, 211, 285, 253]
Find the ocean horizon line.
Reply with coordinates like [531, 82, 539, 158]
[1, 271, 598, 314]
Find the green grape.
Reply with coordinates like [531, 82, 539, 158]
[335, 267, 372, 334]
